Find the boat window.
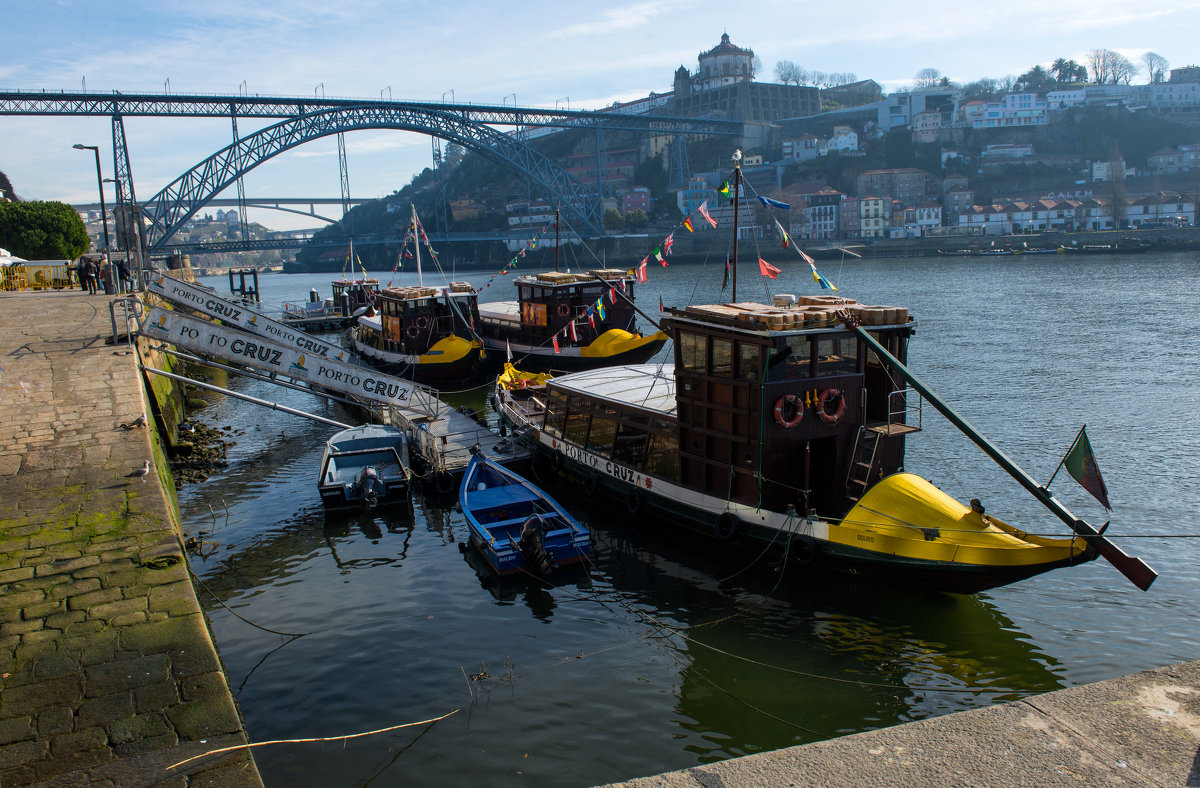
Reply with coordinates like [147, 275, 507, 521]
[544, 390, 568, 437]
[710, 338, 733, 377]
[612, 422, 649, 468]
[736, 342, 761, 381]
[563, 396, 591, 444]
[816, 336, 858, 376]
[521, 302, 548, 327]
[586, 405, 619, 456]
[645, 419, 679, 480]
[767, 335, 812, 381]
[680, 332, 704, 372]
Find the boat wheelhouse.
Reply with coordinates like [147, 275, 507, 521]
[477, 269, 667, 372]
[351, 281, 487, 387]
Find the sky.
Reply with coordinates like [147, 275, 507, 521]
[3, 0, 1198, 230]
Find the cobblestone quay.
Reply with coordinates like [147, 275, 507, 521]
[0, 290, 260, 786]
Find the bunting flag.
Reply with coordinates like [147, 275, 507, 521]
[758, 257, 782, 279]
[636, 259, 648, 283]
[569, 321, 578, 342]
[597, 301, 606, 320]
[758, 195, 791, 210]
[722, 257, 731, 291]
[552, 334, 560, 354]
[796, 246, 815, 265]
[663, 233, 674, 256]
[698, 201, 718, 228]
[774, 218, 791, 249]
[588, 312, 596, 329]
[609, 287, 616, 304]
[1063, 427, 1112, 510]
[718, 181, 731, 198]
[659, 295, 665, 312]
[808, 259, 838, 292]
[519, 248, 526, 257]
[683, 216, 694, 233]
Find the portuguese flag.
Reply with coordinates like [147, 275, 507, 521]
[1064, 426, 1112, 510]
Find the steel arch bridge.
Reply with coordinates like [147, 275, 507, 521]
[142, 103, 615, 248]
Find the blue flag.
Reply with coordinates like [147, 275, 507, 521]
[757, 196, 791, 210]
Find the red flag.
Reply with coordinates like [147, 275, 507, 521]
[637, 260, 648, 283]
[698, 201, 718, 228]
[683, 217, 694, 232]
[663, 233, 674, 256]
[552, 334, 560, 354]
[569, 321, 578, 342]
[588, 312, 595, 329]
[658, 295, 665, 312]
[609, 287, 616, 304]
[758, 257, 782, 279]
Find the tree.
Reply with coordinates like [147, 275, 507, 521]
[1051, 58, 1072, 82]
[623, 210, 649, 230]
[774, 60, 803, 86]
[1087, 49, 1134, 84]
[0, 201, 90, 260]
[1110, 52, 1136, 85]
[1016, 64, 1053, 92]
[1142, 51, 1169, 83]
[914, 68, 942, 89]
[752, 55, 764, 79]
[603, 208, 624, 232]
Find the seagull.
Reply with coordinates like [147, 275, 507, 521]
[120, 413, 148, 430]
[180, 421, 196, 434]
[128, 460, 151, 482]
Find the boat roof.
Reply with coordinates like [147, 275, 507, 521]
[550, 364, 677, 415]
[514, 269, 633, 288]
[667, 300, 914, 335]
[478, 300, 520, 320]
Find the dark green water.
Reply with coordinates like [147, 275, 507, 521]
[182, 251, 1200, 786]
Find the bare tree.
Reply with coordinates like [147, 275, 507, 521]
[753, 55, 764, 79]
[774, 60, 803, 86]
[1142, 51, 1169, 83]
[914, 68, 942, 88]
[1112, 53, 1137, 84]
[1087, 49, 1111, 84]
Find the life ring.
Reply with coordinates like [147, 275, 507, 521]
[626, 488, 644, 514]
[816, 388, 846, 425]
[790, 534, 819, 565]
[773, 394, 804, 429]
[714, 512, 740, 542]
[417, 315, 430, 329]
[406, 324, 418, 339]
[556, 303, 570, 318]
[583, 470, 599, 496]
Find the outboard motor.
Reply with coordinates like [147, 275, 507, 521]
[518, 514, 557, 574]
[355, 466, 383, 510]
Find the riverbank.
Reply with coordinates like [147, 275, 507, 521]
[603, 658, 1200, 787]
[0, 290, 260, 785]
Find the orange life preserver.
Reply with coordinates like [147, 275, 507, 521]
[816, 388, 845, 425]
[773, 394, 804, 429]
[406, 324, 418, 339]
[556, 303, 570, 317]
[417, 315, 430, 329]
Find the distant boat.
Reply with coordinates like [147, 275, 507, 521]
[459, 452, 589, 576]
[1018, 247, 1060, 255]
[318, 424, 412, 510]
[282, 277, 381, 331]
[1061, 242, 1154, 254]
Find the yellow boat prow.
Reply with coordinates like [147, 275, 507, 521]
[831, 473, 1090, 568]
[580, 328, 668, 359]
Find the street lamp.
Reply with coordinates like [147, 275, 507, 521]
[73, 143, 113, 293]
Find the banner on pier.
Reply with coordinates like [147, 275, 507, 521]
[142, 307, 437, 417]
[146, 274, 346, 361]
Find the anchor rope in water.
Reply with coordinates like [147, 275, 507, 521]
[166, 709, 461, 771]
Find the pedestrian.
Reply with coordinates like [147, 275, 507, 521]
[84, 257, 98, 294]
[75, 258, 88, 291]
[116, 258, 131, 294]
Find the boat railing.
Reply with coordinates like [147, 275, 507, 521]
[887, 387, 922, 434]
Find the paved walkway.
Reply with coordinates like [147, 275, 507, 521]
[604, 659, 1200, 787]
[0, 290, 260, 786]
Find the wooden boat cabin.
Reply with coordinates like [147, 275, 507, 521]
[666, 297, 915, 518]
[477, 269, 666, 370]
[330, 277, 381, 316]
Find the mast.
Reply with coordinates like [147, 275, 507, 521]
[730, 150, 742, 302]
[554, 208, 560, 273]
[411, 203, 423, 287]
[846, 319, 1157, 591]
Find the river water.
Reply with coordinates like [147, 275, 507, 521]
[181, 251, 1200, 787]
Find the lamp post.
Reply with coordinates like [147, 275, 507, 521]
[72, 144, 114, 293]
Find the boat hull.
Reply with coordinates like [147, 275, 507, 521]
[481, 330, 668, 374]
[351, 331, 491, 387]
[531, 436, 1096, 594]
[318, 425, 412, 511]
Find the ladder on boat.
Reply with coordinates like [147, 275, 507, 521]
[845, 428, 880, 502]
